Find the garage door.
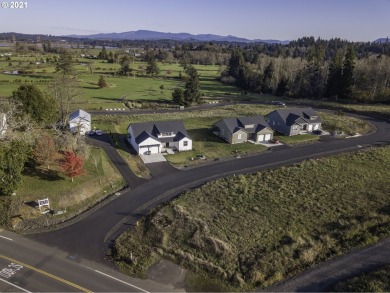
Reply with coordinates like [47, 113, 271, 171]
[265, 134, 272, 141]
[258, 134, 264, 142]
[139, 144, 160, 154]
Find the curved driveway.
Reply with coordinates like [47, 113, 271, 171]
[28, 109, 390, 290]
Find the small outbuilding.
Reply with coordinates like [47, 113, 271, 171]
[69, 109, 91, 135]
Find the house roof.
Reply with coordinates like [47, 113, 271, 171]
[268, 108, 322, 126]
[128, 120, 191, 144]
[69, 109, 91, 123]
[215, 115, 272, 134]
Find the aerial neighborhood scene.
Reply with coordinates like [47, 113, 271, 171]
[1, 0, 390, 292]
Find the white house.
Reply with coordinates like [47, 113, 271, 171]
[127, 120, 192, 154]
[69, 109, 91, 135]
[0, 113, 7, 138]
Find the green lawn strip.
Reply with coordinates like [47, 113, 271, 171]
[275, 133, 320, 144]
[330, 265, 390, 292]
[114, 146, 390, 290]
[11, 147, 124, 229]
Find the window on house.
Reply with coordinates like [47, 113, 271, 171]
[238, 134, 242, 139]
[183, 141, 188, 147]
[244, 124, 255, 129]
[160, 132, 175, 137]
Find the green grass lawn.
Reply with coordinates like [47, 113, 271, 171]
[331, 265, 390, 292]
[114, 146, 390, 290]
[275, 133, 320, 144]
[0, 54, 241, 110]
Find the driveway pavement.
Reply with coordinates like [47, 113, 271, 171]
[140, 153, 167, 164]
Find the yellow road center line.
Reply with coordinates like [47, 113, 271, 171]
[0, 254, 92, 293]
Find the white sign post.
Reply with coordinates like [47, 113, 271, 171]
[38, 198, 50, 210]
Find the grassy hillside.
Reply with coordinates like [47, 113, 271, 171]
[114, 146, 390, 290]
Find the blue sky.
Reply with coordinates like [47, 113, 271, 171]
[0, 0, 389, 41]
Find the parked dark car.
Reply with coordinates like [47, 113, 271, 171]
[313, 130, 323, 135]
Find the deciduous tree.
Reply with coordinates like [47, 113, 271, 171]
[33, 133, 58, 170]
[60, 151, 85, 182]
[49, 76, 81, 126]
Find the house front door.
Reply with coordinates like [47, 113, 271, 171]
[165, 142, 169, 147]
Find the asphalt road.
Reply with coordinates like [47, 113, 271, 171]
[14, 110, 390, 291]
[264, 238, 390, 292]
[0, 230, 175, 292]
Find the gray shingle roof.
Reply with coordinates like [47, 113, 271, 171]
[215, 115, 272, 134]
[269, 108, 322, 126]
[129, 120, 191, 144]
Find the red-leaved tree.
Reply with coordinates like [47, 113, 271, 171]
[60, 151, 85, 182]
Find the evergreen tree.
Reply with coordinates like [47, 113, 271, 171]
[228, 49, 245, 78]
[184, 66, 201, 105]
[0, 140, 30, 196]
[262, 61, 275, 94]
[146, 56, 160, 77]
[326, 50, 343, 99]
[341, 46, 356, 99]
[107, 51, 115, 63]
[12, 84, 56, 124]
[98, 46, 108, 60]
[172, 88, 185, 105]
[276, 76, 289, 96]
[55, 51, 74, 76]
[98, 75, 108, 88]
[119, 55, 132, 76]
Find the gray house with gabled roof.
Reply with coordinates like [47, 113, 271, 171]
[127, 120, 192, 154]
[213, 115, 274, 144]
[266, 107, 322, 136]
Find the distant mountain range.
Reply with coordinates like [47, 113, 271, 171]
[67, 29, 290, 44]
[374, 37, 389, 43]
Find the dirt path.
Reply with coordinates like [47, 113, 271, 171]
[264, 237, 390, 292]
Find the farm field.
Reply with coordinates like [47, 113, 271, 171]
[0, 50, 242, 110]
[114, 146, 390, 291]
